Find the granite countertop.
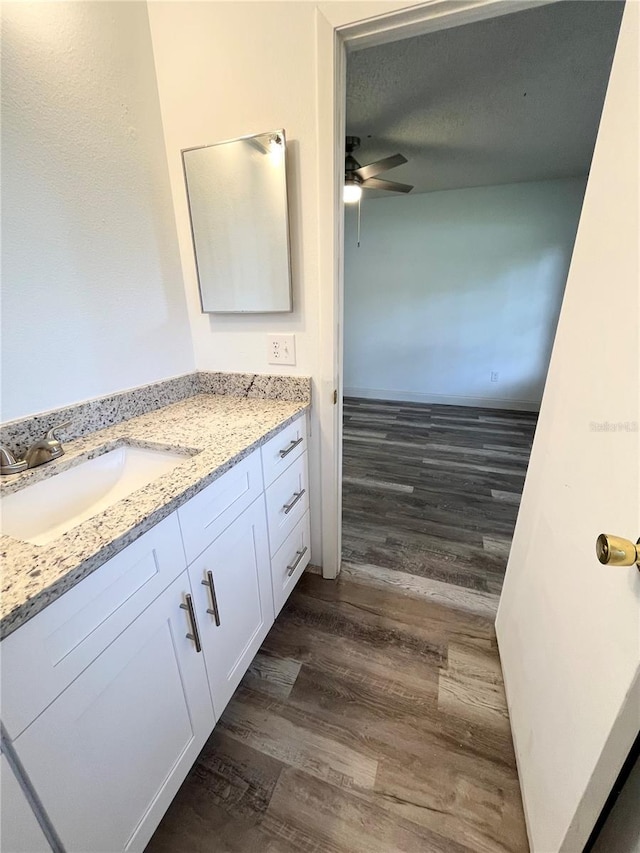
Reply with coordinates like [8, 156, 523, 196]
[0, 394, 309, 640]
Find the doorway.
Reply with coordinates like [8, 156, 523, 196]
[317, 2, 640, 849]
[339, 1, 623, 612]
[315, 1, 639, 850]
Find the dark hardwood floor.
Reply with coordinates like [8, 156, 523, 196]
[147, 572, 528, 853]
[342, 397, 538, 612]
[147, 398, 536, 852]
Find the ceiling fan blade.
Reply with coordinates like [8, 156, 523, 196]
[361, 176, 413, 194]
[354, 153, 407, 181]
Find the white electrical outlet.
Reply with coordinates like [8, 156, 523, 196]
[490, 371, 499, 383]
[267, 334, 296, 365]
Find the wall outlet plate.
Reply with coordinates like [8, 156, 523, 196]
[267, 334, 296, 365]
[490, 371, 499, 383]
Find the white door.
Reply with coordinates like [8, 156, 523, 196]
[188, 497, 274, 715]
[12, 572, 215, 853]
[496, 4, 640, 852]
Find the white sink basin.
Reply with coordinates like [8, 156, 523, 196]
[0, 445, 187, 546]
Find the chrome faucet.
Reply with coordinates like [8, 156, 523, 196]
[0, 421, 71, 475]
[0, 445, 27, 475]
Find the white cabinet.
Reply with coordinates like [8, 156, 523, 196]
[1, 413, 310, 853]
[0, 753, 51, 853]
[188, 497, 274, 715]
[11, 572, 215, 853]
[1, 514, 187, 741]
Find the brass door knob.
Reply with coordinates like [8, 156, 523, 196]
[596, 534, 640, 567]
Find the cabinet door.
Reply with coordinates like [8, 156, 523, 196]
[12, 572, 215, 853]
[189, 497, 274, 716]
[2, 513, 186, 740]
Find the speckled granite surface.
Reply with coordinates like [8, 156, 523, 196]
[0, 374, 198, 460]
[197, 373, 310, 402]
[1, 372, 311, 458]
[0, 394, 309, 640]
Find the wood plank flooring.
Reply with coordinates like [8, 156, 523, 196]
[146, 398, 535, 852]
[147, 572, 528, 853]
[342, 398, 538, 605]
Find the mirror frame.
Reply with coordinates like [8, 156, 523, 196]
[181, 128, 293, 314]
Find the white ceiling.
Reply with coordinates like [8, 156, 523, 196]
[346, 1, 624, 196]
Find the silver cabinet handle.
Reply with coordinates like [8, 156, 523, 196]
[279, 436, 303, 458]
[283, 488, 306, 515]
[201, 570, 221, 626]
[180, 594, 202, 652]
[286, 546, 308, 577]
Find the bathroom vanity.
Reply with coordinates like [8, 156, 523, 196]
[0, 382, 310, 852]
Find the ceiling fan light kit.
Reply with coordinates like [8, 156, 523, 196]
[344, 136, 413, 197]
[343, 180, 362, 204]
[344, 136, 413, 244]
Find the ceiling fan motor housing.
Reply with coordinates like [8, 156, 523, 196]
[345, 136, 361, 154]
[345, 137, 362, 183]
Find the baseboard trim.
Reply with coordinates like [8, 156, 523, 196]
[343, 387, 540, 412]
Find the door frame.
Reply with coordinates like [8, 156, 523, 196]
[316, 0, 557, 578]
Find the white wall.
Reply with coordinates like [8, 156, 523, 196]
[149, 1, 410, 568]
[148, 0, 326, 561]
[343, 178, 586, 409]
[0, 1, 194, 422]
[147, 2, 322, 380]
[145, 0, 538, 571]
[146, 0, 415, 383]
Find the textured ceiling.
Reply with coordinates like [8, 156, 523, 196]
[346, 1, 624, 196]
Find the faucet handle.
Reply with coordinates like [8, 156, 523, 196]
[0, 444, 27, 475]
[45, 421, 71, 442]
[22, 421, 71, 469]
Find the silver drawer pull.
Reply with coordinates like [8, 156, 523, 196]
[201, 570, 221, 626]
[286, 546, 308, 577]
[283, 489, 306, 514]
[279, 437, 303, 458]
[180, 594, 202, 653]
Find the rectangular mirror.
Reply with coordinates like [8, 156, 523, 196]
[182, 129, 292, 313]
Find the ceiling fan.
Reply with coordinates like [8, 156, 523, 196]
[344, 136, 413, 203]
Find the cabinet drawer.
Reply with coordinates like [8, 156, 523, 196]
[261, 414, 307, 488]
[1, 513, 186, 740]
[265, 451, 309, 556]
[271, 510, 311, 616]
[178, 450, 264, 565]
